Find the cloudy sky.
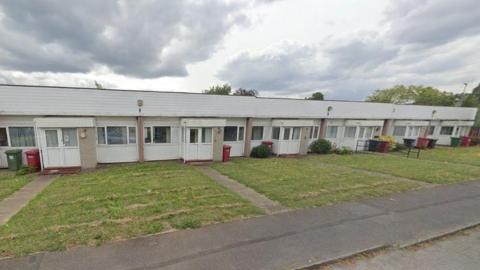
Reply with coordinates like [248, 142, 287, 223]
[0, 0, 479, 100]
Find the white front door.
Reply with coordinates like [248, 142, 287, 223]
[184, 127, 213, 161]
[279, 127, 301, 154]
[41, 128, 81, 168]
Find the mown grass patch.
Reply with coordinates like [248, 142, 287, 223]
[212, 157, 419, 209]
[0, 170, 34, 201]
[0, 161, 262, 257]
[315, 153, 480, 184]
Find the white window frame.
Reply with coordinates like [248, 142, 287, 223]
[252, 126, 264, 141]
[0, 126, 10, 147]
[97, 126, 137, 145]
[325, 126, 338, 139]
[7, 126, 36, 147]
[151, 126, 172, 144]
[224, 126, 245, 142]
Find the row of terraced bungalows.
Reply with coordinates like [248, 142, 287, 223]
[0, 85, 477, 170]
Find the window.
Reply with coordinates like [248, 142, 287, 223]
[144, 127, 151, 143]
[408, 126, 420, 137]
[45, 130, 59, 147]
[326, 126, 338, 139]
[202, 128, 212, 143]
[272, 127, 280, 140]
[344, 126, 356, 138]
[107, 127, 127, 144]
[252, 126, 264, 140]
[62, 128, 78, 147]
[9, 127, 35, 147]
[393, 126, 406, 137]
[128, 127, 136, 144]
[440, 126, 454, 135]
[238, 127, 244, 141]
[292, 127, 301, 140]
[190, 128, 198, 143]
[0, 128, 7, 146]
[364, 127, 374, 139]
[310, 126, 319, 139]
[224, 126, 238, 141]
[283, 128, 291, 140]
[153, 127, 171, 143]
[427, 126, 435, 136]
[97, 127, 106, 144]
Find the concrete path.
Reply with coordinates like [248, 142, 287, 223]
[0, 174, 57, 225]
[197, 166, 289, 214]
[1, 180, 480, 270]
[327, 226, 480, 270]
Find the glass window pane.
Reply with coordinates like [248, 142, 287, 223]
[153, 127, 171, 143]
[107, 127, 127, 144]
[283, 128, 291, 140]
[45, 130, 59, 147]
[365, 127, 373, 139]
[427, 126, 435, 135]
[344, 127, 356, 138]
[202, 128, 212, 143]
[97, 127, 106, 144]
[144, 127, 151, 143]
[272, 127, 280, 140]
[0, 128, 7, 146]
[128, 127, 136, 144]
[313, 126, 319, 138]
[326, 126, 338, 138]
[62, 128, 78, 147]
[189, 128, 198, 143]
[252, 126, 264, 140]
[292, 128, 301, 140]
[440, 126, 453, 135]
[9, 127, 35, 147]
[224, 126, 237, 141]
[393, 126, 406, 137]
[238, 127, 244, 141]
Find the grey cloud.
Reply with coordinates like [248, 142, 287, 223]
[386, 0, 480, 46]
[219, 0, 480, 100]
[0, 0, 248, 78]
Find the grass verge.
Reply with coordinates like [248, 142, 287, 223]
[212, 157, 420, 209]
[0, 161, 262, 257]
[0, 170, 34, 201]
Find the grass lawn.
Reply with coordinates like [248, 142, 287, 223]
[415, 146, 480, 167]
[0, 161, 262, 257]
[0, 170, 34, 201]
[212, 157, 420, 209]
[315, 153, 480, 184]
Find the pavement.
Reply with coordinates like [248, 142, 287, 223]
[0, 174, 57, 225]
[326, 226, 480, 270]
[197, 166, 289, 214]
[1, 179, 480, 270]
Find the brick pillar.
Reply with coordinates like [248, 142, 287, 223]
[299, 127, 310, 155]
[137, 116, 144, 163]
[382, 119, 394, 136]
[319, 119, 327, 138]
[78, 127, 97, 169]
[213, 127, 224, 162]
[244, 117, 253, 157]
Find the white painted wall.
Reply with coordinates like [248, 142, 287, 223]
[95, 117, 138, 163]
[0, 116, 38, 168]
[144, 117, 181, 161]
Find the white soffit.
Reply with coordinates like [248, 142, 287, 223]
[441, 120, 475, 126]
[180, 118, 226, 127]
[34, 117, 96, 128]
[345, 120, 384, 126]
[271, 119, 314, 127]
[394, 120, 429, 126]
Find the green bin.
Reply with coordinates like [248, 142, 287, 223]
[450, 137, 461, 147]
[5, 149, 23, 171]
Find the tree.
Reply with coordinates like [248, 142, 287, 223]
[471, 83, 480, 99]
[366, 85, 456, 106]
[94, 80, 104, 89]
[461, 94, 479, 107]
[203, 84, 231, 95]
[233, 88, 258, 96]
[306, 92, 324, 100]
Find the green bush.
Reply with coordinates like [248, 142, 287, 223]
[16, 166, 36, 176]
[250, 144, 272, 158]
[334, 146, 353, 155]
[310, 139, 332, 154]
[392, 143, 407, 152]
